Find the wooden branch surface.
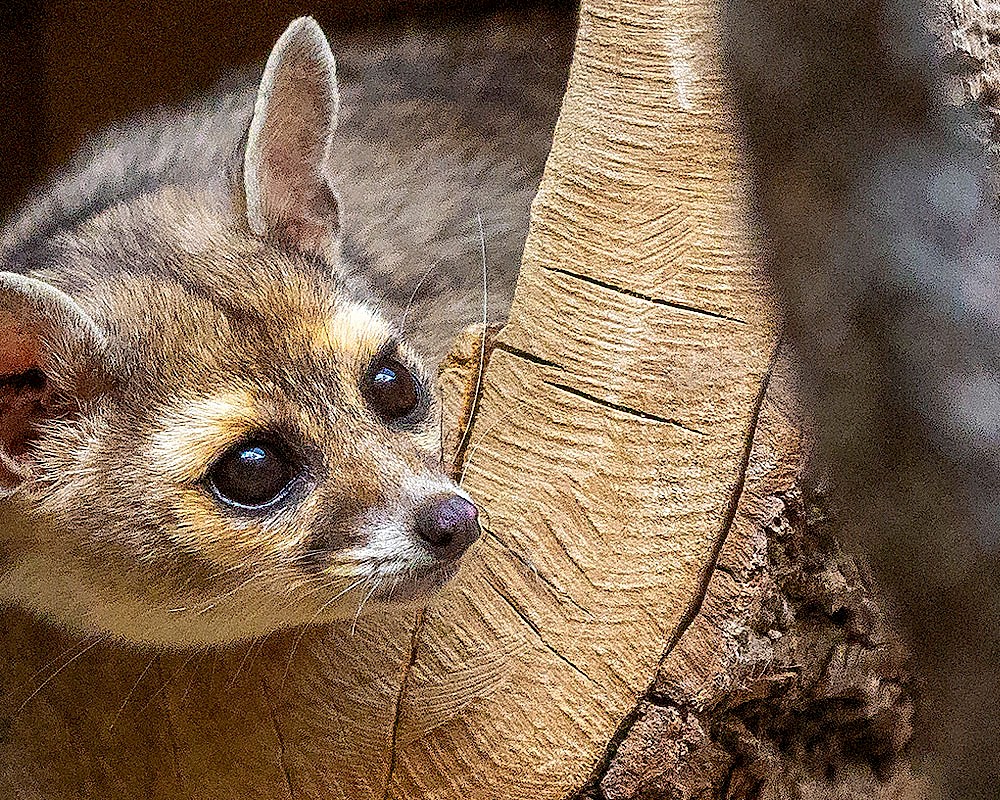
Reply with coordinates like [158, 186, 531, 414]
[386, 0, 778, 795]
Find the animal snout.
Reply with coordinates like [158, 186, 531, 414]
[414, 494, 480, 557]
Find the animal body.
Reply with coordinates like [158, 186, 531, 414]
[0, 10, 572, 647]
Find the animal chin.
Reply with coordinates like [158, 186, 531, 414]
[373, 561, 460, 603]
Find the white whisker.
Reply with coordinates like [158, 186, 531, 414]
[194, 573, 260, 616]
[455, 211, 490, 478]
[229, 639, 259, 689]
[17, 635, 106, 714]
[180, 649, 209, 703]
[460, 411, 510, 486]
[400, 261, 438, 335]
[109, 655, 156, 731]
[351, 578, 382, 636]
[438, 384, 446, 472]
[135, 648, 202, 717]
[5, 638, 91, 706]
[280, 576, 367, 691]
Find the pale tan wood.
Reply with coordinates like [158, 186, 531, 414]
[387, 0, 778, 795]
[598, 359, 921, 799]
[0, 609, 418, 799]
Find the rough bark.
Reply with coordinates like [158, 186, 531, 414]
[720, 0, 1000, 798]
[578, 356, 920, 800]
[931, 0, 1000, 169]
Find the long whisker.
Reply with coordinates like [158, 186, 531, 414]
[399, 261, 438, 336]
[109, 655, 157, 731]
[438, 384, 446, 473]
[168, 559, 269, 614]
[16, 635, 106, 715]
[351, 578, 382, 636]
[229, 639, 259, 689]
[192, 573, 261, 616]
[385, 573, 399, 602]
[460, 412, 509, 486]
[280, 576, 367, 691]
[3, 637, 93, 708]
[272, 578, 331, 612]
[175, 559, 247, 592]
[135, 647, 204, 717]
[180, 649, 209, 704]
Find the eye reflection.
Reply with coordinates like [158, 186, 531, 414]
[208, 440, 296, 508]
[362, 354, 421, 422]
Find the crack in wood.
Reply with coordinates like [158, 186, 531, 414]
[492, 341, 566, 372]
[575, 51, 675, 87]
[544, 380, 706, 436]
[564, 346, 779, 800]
[482, 528, 594, 619]
[382, 611, 425, 800]
[655, 346, 777, 667]
[564, 702, 645, 800]
[544, 265, 748, 325]
[485, 576, 596, 685]
[547, 522, 599, 584]
[719, 753, 741, 799]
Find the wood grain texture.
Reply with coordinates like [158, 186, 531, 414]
[0, 610, 419, 799]
[387, 0, 778, 795]
[612, 355, 920, 799]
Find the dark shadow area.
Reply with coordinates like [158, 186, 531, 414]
[0, 2, 45, 221]
[0, 0, 575, 221]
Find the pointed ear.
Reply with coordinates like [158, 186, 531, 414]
[244, 16, 341, 256]
[0, 273, 108, 494]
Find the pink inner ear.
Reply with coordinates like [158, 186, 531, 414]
[0, 324, 42, 378]
[0, 366, 48, 492]
[0, 319, 51, 490]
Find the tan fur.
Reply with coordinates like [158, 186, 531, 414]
[3, 228, 455, 644]
[151, 392, 260, 482]
[0, 11, 572, 650]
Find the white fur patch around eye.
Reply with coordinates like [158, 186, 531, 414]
[150, 391, 258, 482]
[314, 301, 391, 357]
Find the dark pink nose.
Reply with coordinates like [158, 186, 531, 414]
[414, 495, 480, 557]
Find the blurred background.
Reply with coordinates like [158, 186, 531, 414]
[0, 0, 573, 222]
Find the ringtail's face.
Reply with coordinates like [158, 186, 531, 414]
[0, 18, 480, 646]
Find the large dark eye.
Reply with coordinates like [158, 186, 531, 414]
[208, 440, 295, 508]
[362, 354, 421, 422]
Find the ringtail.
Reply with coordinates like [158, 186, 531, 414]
[0, 11, 571, 646]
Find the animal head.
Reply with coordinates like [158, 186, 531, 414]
[0, 18, 481, 646]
